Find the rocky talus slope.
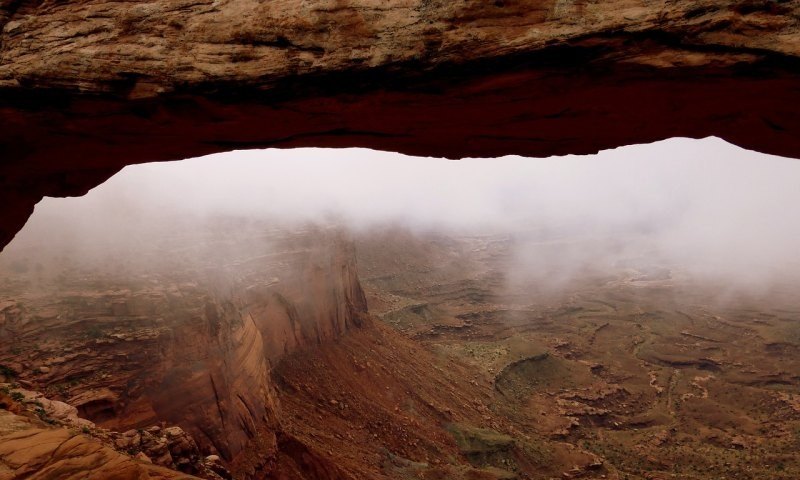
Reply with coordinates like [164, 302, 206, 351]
[1, 0, 800, 248]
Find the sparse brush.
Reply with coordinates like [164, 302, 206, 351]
[0, 364, 17, 379]
[85, 326, 104, 339]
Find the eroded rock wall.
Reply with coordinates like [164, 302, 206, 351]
[2, 0, 797, 92]
[1, 0, 799, 249]
[0, 225, 368, 477]
[240, 230, 368, 363]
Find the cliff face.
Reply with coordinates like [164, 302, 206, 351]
[3, 220, 590, 480]
[243, 231, 368, 362]
[2, 0, 800, 248]
[0, 225, 368, 478]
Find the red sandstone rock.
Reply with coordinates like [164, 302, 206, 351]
[1, 0, 800, 249]
[0, 409, 201, 480]
[0, 225, 368, 478]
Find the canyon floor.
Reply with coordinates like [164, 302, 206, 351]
[1, 223, 799, 479]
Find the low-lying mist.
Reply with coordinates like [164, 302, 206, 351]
[4, 137, 800, 296]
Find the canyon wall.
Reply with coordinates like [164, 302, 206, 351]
[2, 0, 800, 248]
[0, 225, 368, 477]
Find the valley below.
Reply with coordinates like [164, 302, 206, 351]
[1, 221, 799, 479]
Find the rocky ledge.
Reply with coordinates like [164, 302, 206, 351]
[1, 0, 800, 248]
[0, 384, 228, 480]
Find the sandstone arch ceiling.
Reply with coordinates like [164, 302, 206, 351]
[1, 0, 799, 249]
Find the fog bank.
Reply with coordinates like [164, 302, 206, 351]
[4, 137, 800, 292]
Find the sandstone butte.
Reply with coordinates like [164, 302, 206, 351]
[1, 0, 800, 249]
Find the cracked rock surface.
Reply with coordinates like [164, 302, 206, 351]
[1, 0, 799, 248]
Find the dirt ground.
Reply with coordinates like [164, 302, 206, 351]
[357, 227, 800, 480]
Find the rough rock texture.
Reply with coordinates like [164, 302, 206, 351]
[0, 386, 230, 479]
[1, 220, 593, 479]
[0, 225, 368, 478]
[1, 0, 800, 248]
[0, 409, 202, 480]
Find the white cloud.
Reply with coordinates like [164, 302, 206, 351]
[6, 136, 800, 292]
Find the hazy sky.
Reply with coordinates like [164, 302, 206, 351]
[6, 136, 800, 290]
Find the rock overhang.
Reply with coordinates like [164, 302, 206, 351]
[1, 0, 799, 249]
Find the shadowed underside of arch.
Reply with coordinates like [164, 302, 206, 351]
[1, 0, 799, 249]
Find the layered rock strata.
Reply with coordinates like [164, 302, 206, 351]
[0, 225, 368, 477]
[2, 0, 800, 247]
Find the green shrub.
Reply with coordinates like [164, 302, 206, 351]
[0, 364, 17, 379]
[85, 326, 104, 339]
